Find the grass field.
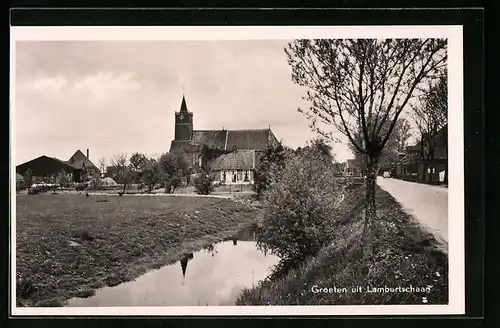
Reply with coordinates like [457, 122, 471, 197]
[15, 194, 260, 307]
[237, 186, 449, 305]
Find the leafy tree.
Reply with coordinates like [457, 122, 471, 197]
[140, 158, 159, 193]
[194, 170, 215, 195]
[23, 169, 33, 192]
[129, 152, 148, 184]
[57, 169, 70, 189]
[158, 152, 183, 194]
[111, 153, 128, 182]
[256, 147, 343, 264]
[119, 166, 132, 194]
[253, 143, 288, 197]
[295, 138, 336, 164]
[286, 38, 447, 241]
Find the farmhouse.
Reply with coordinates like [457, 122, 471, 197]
[395, 124, 448, 183]
[169, 96, 280, 184]
[342, 159, 364, 177]
[16, 149, 100, 183]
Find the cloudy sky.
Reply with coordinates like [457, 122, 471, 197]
[13, 40, 354, 166]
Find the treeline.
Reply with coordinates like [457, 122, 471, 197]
[105, 152, 213, 194]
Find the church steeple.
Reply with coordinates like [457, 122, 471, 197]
[174, 95, 193, 142]
[180, 95, 188, 112]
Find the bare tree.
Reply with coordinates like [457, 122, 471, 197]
[97, 157, 106, 176]
[111, 153, 130, 193]
[412, 72, 448, 182]
[348, 117, 412, 172]
[285, 38, 447, 240]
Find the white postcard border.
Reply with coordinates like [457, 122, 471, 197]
[9, 25, 464, 316]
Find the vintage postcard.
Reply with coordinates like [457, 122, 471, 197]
[10, 25, 464, 316]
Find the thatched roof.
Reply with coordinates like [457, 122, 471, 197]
[210, 150, 255, 171]
[66, 150, 100, 172]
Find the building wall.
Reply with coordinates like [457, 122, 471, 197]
[218, 170, 254, 184]
[174, 112, 193, 141]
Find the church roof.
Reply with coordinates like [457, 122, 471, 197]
[210, 150, 255, 170]
[188, 129, 276, 151]
[192, 130, 227, 149]
[225, 129, 275, 150]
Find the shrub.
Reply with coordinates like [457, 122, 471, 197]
[75, 183, 87, 191]
[57, 170, 71, 189]
[28, 187, 40, 195]
[164, 176, 182, 194]
[256, 149, 344, 265]
[253, 143, 288, 197]
[194, 171, 215, 195]
[16, 180, 26, 191]
[88, 177, 102, 190]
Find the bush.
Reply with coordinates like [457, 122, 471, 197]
[194, 172, 215, 195]
[88, 177, 102, 190]
[75, 183, 87, 191]
[16, 181, 26, 191]
[164, 176, 182, 194]
[256, 149, 344, 265]
[253, 143, 288, 197]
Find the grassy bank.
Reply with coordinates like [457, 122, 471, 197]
[15, 194, 260, 307]
[236, 186, 448, 305]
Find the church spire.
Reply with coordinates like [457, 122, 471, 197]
[180, 95, 188, 112]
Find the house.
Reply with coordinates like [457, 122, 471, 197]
[395, 124, 447, 183]
[210, 150, 256, 184]
[16, 149, 100, 183]
[332, 162, 347, 177]
[342, 159, 364, 177]
[66, 149, 101, 182]
[169, 96, 280, 184]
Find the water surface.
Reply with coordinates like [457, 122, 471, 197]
[67, 229, 278, 306]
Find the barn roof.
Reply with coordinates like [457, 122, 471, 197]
[16, 155, 77, 176]
[210, 150, 255, 171]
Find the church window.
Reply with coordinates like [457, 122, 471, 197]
[244, 171, 249, 182]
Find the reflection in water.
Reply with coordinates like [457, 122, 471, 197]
[180, 253, 194, 282]
[203, 244, 218, 257]
[66, 225, 279, 307]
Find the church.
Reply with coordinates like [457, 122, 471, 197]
[169, 96, 280, 185]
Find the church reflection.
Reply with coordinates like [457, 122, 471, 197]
[179, 225, 260, 282]
[180, 252, 194, 284]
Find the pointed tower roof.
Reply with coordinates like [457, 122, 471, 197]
[180, 95, 188, 112]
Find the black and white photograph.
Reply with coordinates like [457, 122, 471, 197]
[10, 26, 464, 316]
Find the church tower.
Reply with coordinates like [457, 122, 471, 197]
[174, 95, 193, 141]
